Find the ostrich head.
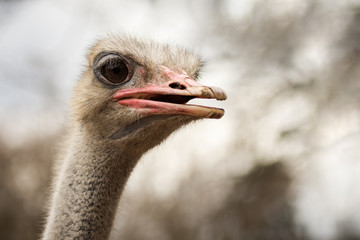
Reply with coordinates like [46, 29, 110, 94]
[71, 35, 226, 154]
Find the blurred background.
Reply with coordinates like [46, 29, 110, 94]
[1, 0, 360, 239]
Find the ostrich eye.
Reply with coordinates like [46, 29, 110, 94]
[94, 53, 133, 86]
[101, 59, 128, 84]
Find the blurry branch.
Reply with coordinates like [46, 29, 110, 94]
[115, 161, 307, 240]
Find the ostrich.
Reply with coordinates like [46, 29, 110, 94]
[42, 35, 226, 240]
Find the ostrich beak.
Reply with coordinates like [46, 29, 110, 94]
[113, 68, 227, 119]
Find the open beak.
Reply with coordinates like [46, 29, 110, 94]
[113, 71, 227, 119]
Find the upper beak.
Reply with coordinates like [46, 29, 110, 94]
[113, 74, 227, 119]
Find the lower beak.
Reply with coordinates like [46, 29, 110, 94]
[113, 78, 226, 119]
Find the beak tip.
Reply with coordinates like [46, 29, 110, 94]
[219, 93, 227, 101]
[209, 86, 227, 101]
[208, 109, 225, 119]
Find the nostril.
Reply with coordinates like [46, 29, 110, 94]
[169, 82, 186, 90]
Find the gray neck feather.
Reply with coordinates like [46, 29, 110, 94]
[42, 133, 141, 240]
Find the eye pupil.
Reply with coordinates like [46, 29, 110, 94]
[101, 60, 129, 84]
[113, 67, 120, 74]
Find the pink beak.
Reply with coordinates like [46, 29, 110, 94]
[113, 68, 227, 119]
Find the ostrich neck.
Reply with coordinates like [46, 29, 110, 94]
[43, 130, 142, 240]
